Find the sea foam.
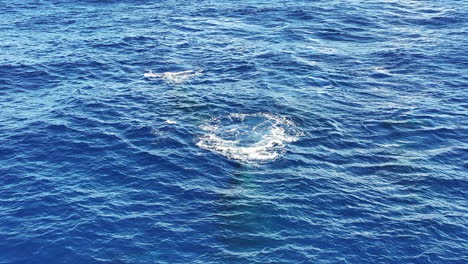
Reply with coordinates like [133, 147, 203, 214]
[197, 113, 301, 163]
[144, 69, 203, 84]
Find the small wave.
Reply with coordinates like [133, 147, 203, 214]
[144, 69, 203, 84]
[196, 113, 301, 163]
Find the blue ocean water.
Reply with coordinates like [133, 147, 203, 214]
[1, 0, 467, 263]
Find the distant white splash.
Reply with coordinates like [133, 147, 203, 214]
[372, 66, 391, 75]
[197, 113, 301, 163]
[144, 69, 203, 84]
[165, 120, 177, 124]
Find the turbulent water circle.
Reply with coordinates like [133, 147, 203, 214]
[197, 113, 301, 163]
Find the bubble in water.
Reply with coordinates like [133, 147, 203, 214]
[196, 113, 301, 163]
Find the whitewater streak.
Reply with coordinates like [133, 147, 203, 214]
[144, 69, 203, 84]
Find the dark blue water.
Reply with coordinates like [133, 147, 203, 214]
[1, 0, 467, 263]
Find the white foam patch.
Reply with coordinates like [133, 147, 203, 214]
[144, 69, 202, 84]
[196, 113, 301, 163]
[372, 66, 391, 75]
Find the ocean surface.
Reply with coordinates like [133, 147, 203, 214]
[0, 0, 467, 263]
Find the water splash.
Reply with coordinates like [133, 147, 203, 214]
[144, 69, 203, 84]
[197, 113, 301, 163]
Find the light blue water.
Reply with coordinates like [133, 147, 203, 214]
[0, 0, 467, 263]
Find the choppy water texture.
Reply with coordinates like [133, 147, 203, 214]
[1, 0, 467, 263]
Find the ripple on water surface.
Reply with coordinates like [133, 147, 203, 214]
[0, 0, 467, 263]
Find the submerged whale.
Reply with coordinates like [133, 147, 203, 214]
[144, 69, 203, 84]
